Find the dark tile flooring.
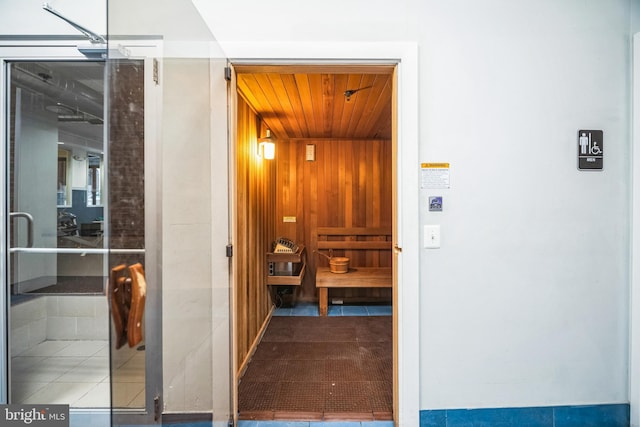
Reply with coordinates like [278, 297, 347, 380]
[238, 315, 393, 422]
[27, 276, 105, 294]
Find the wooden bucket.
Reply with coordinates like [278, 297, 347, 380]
[316, 250, 350, 273]
[329, 257, 350, 273]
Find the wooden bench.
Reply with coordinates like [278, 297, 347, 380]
[315, 227, 392, 316]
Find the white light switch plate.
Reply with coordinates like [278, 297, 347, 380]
[424, 225, 441, 248]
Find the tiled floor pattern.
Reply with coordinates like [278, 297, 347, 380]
[238, 422, 394, 427]
[239, 308, 393, 424]
[274, 303, 392, 317]
[10, 339, 145, 408]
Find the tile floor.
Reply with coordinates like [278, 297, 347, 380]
[238, 422, 394, 427]
[10, 339, 145, 408]
[273, 303, 392, 317]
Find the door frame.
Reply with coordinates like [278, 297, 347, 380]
[630, 31, 640, 427]
[227, 41, 420, 425]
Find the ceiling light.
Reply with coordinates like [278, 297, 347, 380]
[45, 103, 75, 115]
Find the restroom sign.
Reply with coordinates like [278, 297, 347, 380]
[578, 130, 603, 170]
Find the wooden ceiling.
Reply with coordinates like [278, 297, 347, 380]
[235, 65, 394, 140]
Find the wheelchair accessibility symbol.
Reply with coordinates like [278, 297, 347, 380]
[578, 130, 603, 170]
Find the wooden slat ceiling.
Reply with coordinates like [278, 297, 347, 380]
[236, 65, 394, 140]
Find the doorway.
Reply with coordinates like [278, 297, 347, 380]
[232, 64, 396, 422]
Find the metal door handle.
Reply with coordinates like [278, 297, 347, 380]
[10, 212, 34, 248]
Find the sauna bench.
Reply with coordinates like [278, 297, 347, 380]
[314, 227, 393, 316]
[315, 267, 392, 316]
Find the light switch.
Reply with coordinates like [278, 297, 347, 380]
[424, 225, 441, 249]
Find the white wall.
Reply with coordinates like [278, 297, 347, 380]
[0, 0, 105, 38]
[201, 0, 639, 411]
[14, 90, 58, 286]
[418, 1, 632, 409]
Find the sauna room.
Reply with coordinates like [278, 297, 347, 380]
[232, 64, 396, 421]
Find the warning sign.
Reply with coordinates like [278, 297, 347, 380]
[421, 163, 450, 189]
[578, 130, 603, 170]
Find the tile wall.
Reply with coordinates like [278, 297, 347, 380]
[10, 295, 109, 356]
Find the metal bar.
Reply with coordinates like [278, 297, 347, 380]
[9, 212, 34, 248]
[9, 247, 145, 254]
[42, 3, 106, 44]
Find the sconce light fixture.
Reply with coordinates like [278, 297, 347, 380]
[258, 129, 276, 160]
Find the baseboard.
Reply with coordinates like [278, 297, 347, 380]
[161, 412, 212, 423]
[236, 304, 274, 381]
[420, 403, 629, 427]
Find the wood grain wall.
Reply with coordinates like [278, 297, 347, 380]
[235, 97, 276, 370]
[276, 138, 393, 302]
[234, 102, 392, 369]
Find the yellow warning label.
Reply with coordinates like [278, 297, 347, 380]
[421, 163, 450, 169]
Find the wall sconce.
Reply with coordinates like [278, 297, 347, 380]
[258, 129, 276, 160]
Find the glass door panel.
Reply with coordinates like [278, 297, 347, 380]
[7, 60, 110, 408]
[107, 0, 232, 424]
[106, 58, 147, 413]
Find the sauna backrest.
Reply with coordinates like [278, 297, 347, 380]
[315, 227, 392, 251]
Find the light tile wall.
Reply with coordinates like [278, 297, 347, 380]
[46, 296, 109, 341]
[161, 58, 214, 412]
[10, 295, 109, 356]
[10, 298, 46, 356]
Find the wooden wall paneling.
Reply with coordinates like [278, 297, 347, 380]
[338, 140, 347, 228]
[274, 137, 392, 302]
[357, 140, 368, 227]
[286, 139, 296, 238]
[249, 136, 257, 335]
[332, 140, 341, 225]
[307, 142, 319, 300]
[235, 97, 275, 372]
[235, 102, 248, 365]
[367, 140, 377, 267]
[344, 140, 354, 228]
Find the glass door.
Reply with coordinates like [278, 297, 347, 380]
[6, 60, 111, 409]
[107, 0, 233, 425]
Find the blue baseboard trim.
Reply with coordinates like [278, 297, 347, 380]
[420, 403, 630, 427]
[115, 423, 211, 427]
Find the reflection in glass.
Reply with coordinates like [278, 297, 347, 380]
[6, 61, 130, 409]
[57, 148, 71, 206]
[87, 153, 102, 207]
